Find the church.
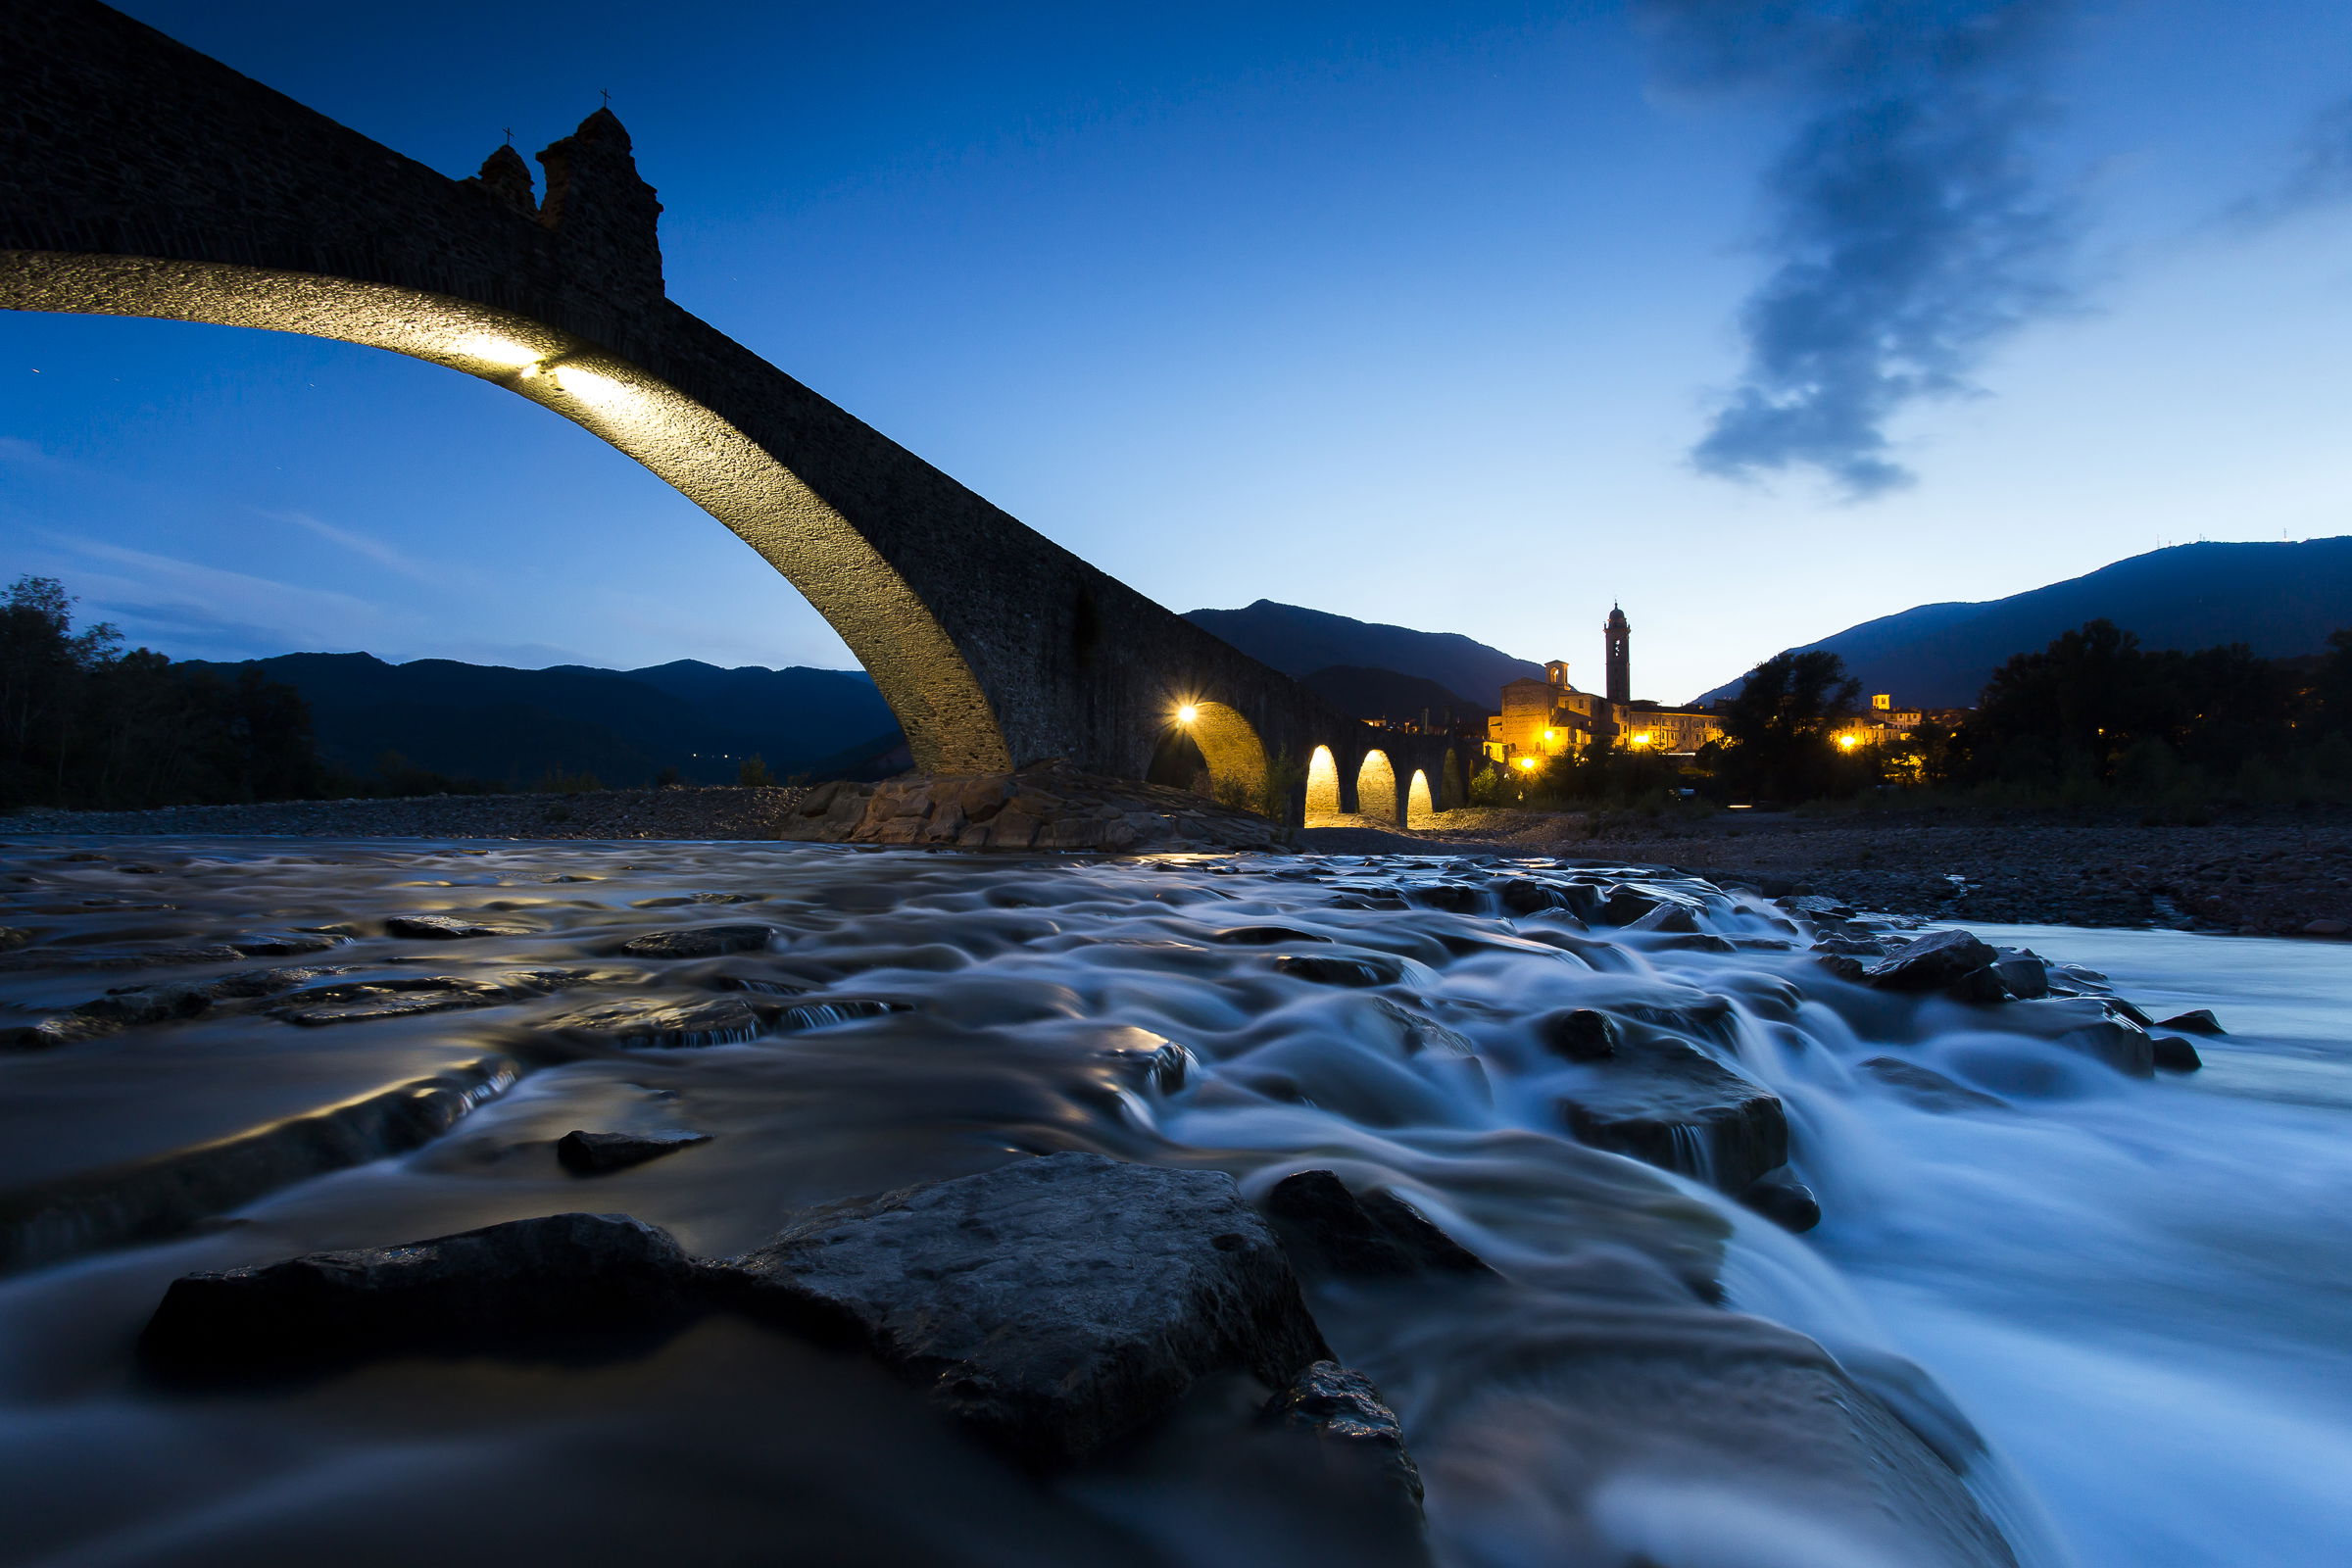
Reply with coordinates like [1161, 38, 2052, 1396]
[1485, 606, 1726, 766]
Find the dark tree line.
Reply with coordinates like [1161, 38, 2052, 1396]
[1, 576, 325, 811]
[1694, 619, 2352, 805]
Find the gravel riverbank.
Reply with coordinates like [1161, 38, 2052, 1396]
[1344, 806, 2352, 937]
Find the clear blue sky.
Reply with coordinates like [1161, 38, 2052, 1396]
[6, 0, 2352, 703]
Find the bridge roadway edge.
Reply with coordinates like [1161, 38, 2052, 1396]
[0, 1, 1474, 825]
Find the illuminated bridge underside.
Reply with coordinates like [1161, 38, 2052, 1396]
[0, 2, 1471, 819]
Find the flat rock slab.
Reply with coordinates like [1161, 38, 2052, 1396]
[0, 1037, 516, 1274]
[140, 1211, 699, 1374]
[1866, 928, 2000, 994]
[539, 995, 770, 1049]
[618, 925, 779, 959]
[385, 914, 533, 940]
[722, 1152, 1330, 1466]
[557, 1128, 712, 1174]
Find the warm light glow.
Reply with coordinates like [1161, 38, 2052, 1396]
[452, 333, 542, 369]
[1514, 756, 1537, 771]
[1630, 732, 1653, 748]
[1176, 705, 1200, 725]
[1838, 733, 1861, 750]
[1543, 729, 1557, 743]
[549, 363, 634, 407]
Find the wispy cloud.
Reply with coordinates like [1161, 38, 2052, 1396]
[2226, 94, 2352, 226]
[1634, 0, 2079, 498]
[260, 509, 454, 588]
[37, 532, 394, 657]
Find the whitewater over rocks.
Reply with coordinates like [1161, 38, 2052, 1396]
[0, 836, 2250, 1566]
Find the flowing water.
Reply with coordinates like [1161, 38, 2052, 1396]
[0, 839, 2345, 1567]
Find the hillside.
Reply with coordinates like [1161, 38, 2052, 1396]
[1184, 600, 1540, 706]
[191, 653, 899, 787]
[1697, 537, 2352, 708]
[1299, 665, 1494, 726]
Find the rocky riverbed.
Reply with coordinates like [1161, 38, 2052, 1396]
[8, 834, 2176, 1567]
[1350, 807, 2352, 938]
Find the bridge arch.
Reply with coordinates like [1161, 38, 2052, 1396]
[1356, 749, 1400, 827]
[0, 254, 1011, 775]
[1304, 745, 1341, 820]
[1406, 769, 1435, 827]
[1173, 700, 1269, 812]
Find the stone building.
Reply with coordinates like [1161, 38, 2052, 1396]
[1487, 607, 1725, 765]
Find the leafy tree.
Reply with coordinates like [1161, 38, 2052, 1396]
[1706, 649, 1861, 801]
[0, 575, 325, 810]
[738, 754, 776, 788]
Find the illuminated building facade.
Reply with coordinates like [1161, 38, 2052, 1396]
[1486, 608, 1725, 764]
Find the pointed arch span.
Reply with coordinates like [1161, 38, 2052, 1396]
[1304, 745, 1341, 820]
[1175, 700, 1270, 812]
[0, 254, 1011, 774]
[1356, 749, 1399, 827]
[1406, 769, 1435, 827]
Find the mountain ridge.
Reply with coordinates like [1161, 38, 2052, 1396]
[1696, 537, 2352, 708]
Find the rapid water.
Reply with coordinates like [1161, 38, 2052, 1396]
[0, 839, 2344, 1567]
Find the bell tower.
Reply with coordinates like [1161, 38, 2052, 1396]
[1603, 605, 1631, 706]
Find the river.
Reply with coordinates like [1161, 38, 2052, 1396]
[0, 840, 2344, 1567]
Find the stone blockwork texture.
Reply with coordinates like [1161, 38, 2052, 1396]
[0, 2, 1476, 811]
[784, 764, 1291, 852]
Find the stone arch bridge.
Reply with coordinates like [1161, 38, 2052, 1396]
[0, 2, 1476, 829]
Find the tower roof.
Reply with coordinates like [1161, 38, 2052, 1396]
[1604, 604, 1630, 631]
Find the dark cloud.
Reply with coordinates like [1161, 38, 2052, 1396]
[1634, 1, 2077, 497]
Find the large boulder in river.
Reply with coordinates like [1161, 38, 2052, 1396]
[1556, 1038, 1788, 1195]
[719, 1152, 1330, 1467]
[140, 1212, 700, 1375]
[1865, 928, 2003, 998]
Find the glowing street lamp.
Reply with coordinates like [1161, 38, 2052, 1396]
[1176, 705, 1200, 725]
[1514, 756, 1537, 772]
[1837, 732, 1861, 751]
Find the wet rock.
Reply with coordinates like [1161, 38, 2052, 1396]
[2103, 997, 2155, 1028]
[2304, 918, 2349, 937]
[1537, 1007, 1620, 1061]
[2156, 1008, 2225, 1035]
[1596, 887, 1671, 926]
[1208, 925, 1330, 946]
[139, 1212, 700, 1376]
[556, 1128, 712, 1174]
[2150, 1036, 2204, 1072]
[1556, 1039, 1788, 1194]
[540, 995, 770, 1049]
[1272, 953, 1404, 988]
[1259, 1169, 1494, 1280]
[1739, 1166, 1822, 1232]
[618, 924, 779, 959]
[630, 892, 758, 907]
[1627, 902, 1702, 934]
[1990, 950, 2050, 1000]
[270, 975, 513, 1026]
[227, 931, 347, 956]
[1861, 1056, 2010, 1113]
[1496, 878, 1575, 915]
[0, 927, 29, 950]
[720, 1152, 1329, 1466]
[385, 913, 532, 940]
[1864, 928, 1999, 994]
[1260, 1359, 1424, 1509]
[2059, 1017, 2157, 1078]
[1815, 953, 1870, 984]
[1405, 885, 1484, 913]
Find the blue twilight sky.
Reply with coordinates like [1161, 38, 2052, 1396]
[6, 0, 2352, 703]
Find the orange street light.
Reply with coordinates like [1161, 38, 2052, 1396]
[1176, 705, 1200, 725]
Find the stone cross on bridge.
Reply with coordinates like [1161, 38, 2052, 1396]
[0, 1, 1473, 826]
